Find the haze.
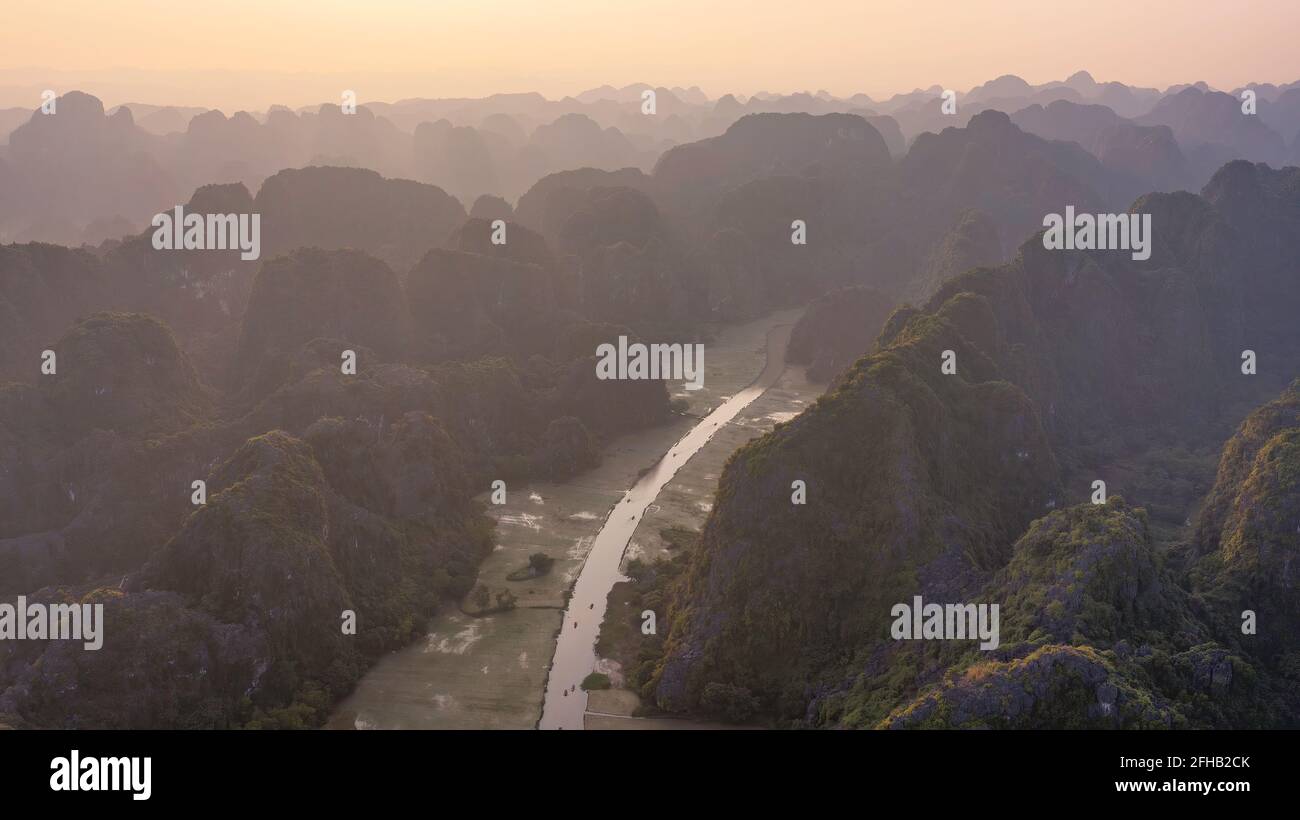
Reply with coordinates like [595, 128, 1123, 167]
[3, 0, 1300, 110]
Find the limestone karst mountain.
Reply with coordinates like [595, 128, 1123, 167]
[785, 286, 897, 383]
[898, 109, 1109, 249]
[1189, 380, 1300, 671]
[877, 498, 1246, 729]
[0, 243, 114, 384]
[0, 420, 494, 729]
[43, 312, 213, 438]
[913, 208, 1004, 302]
[468, 194, 515, 222]
[3, 75, 1294, 248]
[1138, 87, 1290, 179]
[1258, 88, 1300, 151]
[253, 166, 467, 273]
[851, 112, 906, 157]
[412, 120, 502, 205]
[652, 111, 893, 225]
[112, 103, 208, 136]
[635, 162, 1300, 728]
[406, 247, 553, 362]
[1011, 100, 1192, 197]
[2, 69, 1299, 733]
[234, 247, 409, 393]
[513, 167, 654, 243]
[2, 92, 179, 245]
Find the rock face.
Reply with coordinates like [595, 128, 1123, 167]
[406, 248, 554, 361]
[254, 166, 467, 273]
[786, 286, 897, 383]
[1, 420, 493, 729]
[44, 312, 212, 438]
[0, 149, 684, 730]
[450, 217, 554, 271]
[468, 194, 514, 222]
[558, 186, 668, 257]
[1138, 87, 1289, 179]
[0, 243, 113, 383]
[235, 248, 408, 393]
[702, 228, 765, 321]
[514, 167, 653, 244]
[995, 501, 1204, 649]
[642, 162, 1300, 728]
[1012, 100, 1192, 199]
[910, 209, 1003, 303]
[573, 236, 703, 330]
[553, 355, 672, 436]
[1, 92, 179, 245]
[528, 113, 639, 175]
[0, 588, 263, 729]
[899, 109, 1108, 253]
[654, 112, 893, 219]
[880, 644, 1177, 730]
[649, 298, 1061, 718]
[503, 108, 1277, 329]
[148, 432, 345, 651]
[529, 416, 601, 480]
[1191, 381, 1300, 672]
[412, 121, 501, 205]
[0, 313, 219, 591]
[859, 114, 905, 157]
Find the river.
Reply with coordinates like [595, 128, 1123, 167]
[327, 311, 802, 730]
[538, 322, 793, 729]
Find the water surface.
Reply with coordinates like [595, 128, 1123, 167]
[538, 324, 792, 729]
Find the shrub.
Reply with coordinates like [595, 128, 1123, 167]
[700, 682, 759, 723]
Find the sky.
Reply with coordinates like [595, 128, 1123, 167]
[2, 0, 1299, 111]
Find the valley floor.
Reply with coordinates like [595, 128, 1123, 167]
[584, 351, 824, 728]
[327, 307, 810, 730]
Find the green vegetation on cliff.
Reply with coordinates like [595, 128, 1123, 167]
[640, 165, 1300, 728]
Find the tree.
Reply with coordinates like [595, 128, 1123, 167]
[528, 552, 555, 576]
[471, 584, 490, 611]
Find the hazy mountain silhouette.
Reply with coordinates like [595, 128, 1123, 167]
[1138, 87, 1289, 178]
[1012, 100, 1192, 196]
[1, 92, 178, 245]
[2, 70, 1298, 731]
[638, 162, 1300, 728]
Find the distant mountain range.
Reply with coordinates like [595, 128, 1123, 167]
[4, 72, 1300, 247]
[1, 70, 1297, 728]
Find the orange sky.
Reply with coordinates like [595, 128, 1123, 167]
[2, 0, 1298, 111]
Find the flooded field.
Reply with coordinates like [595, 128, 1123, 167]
[583, 339, 826, 729]
[328, 308, 816, 730]
[538, 321, 798, 729]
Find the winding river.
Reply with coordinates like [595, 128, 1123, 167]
[538, 322, 793, 729]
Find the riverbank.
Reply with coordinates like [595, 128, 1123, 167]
[537, 318, 804, 729]
[327, 308, 805, 730]
[583, 336, 826, 729]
